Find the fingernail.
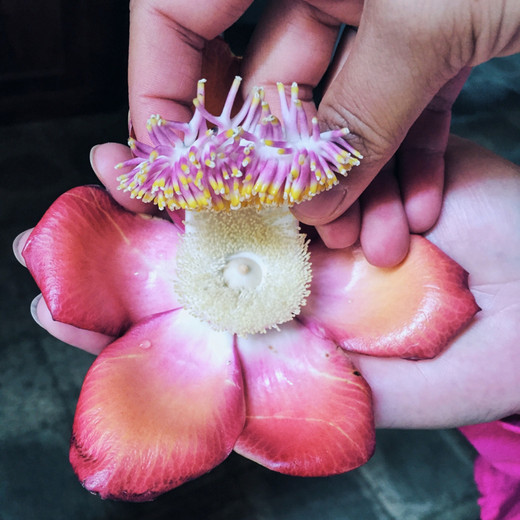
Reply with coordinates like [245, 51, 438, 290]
[128, 110, 134, 136]
[12, 229, 33, 267]
[89, 144, 100, 172]
[30, 294, 43, 328]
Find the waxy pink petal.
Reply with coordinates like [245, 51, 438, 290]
[302, 235, 479, 359]
[23, 186, 181, 336]
[70, 309, 244, 501]
[234, 321, 374, 476]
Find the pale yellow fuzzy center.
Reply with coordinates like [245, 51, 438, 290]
[175, 207, 312, 336]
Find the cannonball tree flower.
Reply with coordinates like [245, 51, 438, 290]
[21, 79, 479, 502]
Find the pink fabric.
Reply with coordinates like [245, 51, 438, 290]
[460, 415, 520, 519]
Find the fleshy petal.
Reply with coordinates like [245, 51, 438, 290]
[234, 321, 374, 476]
[302, 235, 479, 359]
[70, 309, 244, 501]
[23, 186, 181, 335]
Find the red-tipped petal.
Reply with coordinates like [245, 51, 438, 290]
[302, 235, 479, 359]
[70, 309, 244, 501]
[234, 321, 374, 476]
[23, 186, 181, 336]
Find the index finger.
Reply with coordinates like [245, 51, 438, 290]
[129, 0, 253, 142]
[241, 0, 359, 116]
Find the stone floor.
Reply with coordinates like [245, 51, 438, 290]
[1, 55, 519, 520]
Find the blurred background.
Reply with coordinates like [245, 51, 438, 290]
[1, 2, 519, 519]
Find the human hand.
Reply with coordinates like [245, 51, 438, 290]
[125, 0, 520, 267]
[348, 136, 520, 429]
[241, 0, 520, 265]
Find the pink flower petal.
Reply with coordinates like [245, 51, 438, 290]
[234, 321, 374, 476]
[23, 186, 181, 335]
[70, 309, 245, 501]
[302, 235, 479, 359]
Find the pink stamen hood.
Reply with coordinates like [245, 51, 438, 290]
[116, 77, 362, 211]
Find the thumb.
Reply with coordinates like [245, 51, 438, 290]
[296, 2, 465, 224]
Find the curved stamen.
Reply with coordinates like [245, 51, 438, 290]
[117, 78, 361, 211]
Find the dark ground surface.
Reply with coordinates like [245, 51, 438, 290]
[1, 55, 519, 520]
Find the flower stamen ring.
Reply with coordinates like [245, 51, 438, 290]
[116, 77, 362, 212]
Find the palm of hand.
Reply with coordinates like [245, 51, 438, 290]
[351, 136, 520, 428]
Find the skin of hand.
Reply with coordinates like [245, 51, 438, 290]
[350, 136, 520, 428]
[126, 0, 520, 267]
[13, 135, 520, 428]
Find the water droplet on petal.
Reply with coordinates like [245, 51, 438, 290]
[138, 340, 152, 349]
